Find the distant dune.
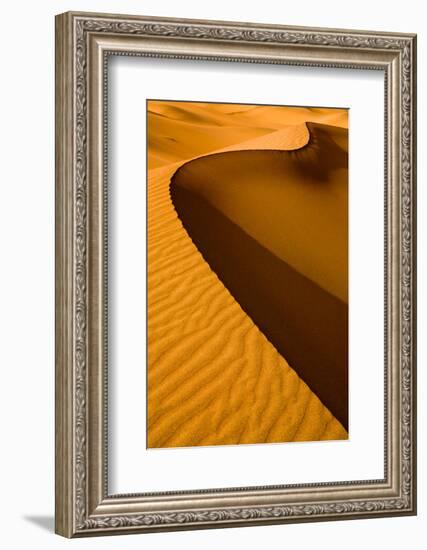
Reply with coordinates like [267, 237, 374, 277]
[147, 101, 348, 448]
[148, 101, 347, 169]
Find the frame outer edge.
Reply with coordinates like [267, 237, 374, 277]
[409, 34, 417, 514]
[412, 34, 417, 515]
[55, 12, 76, 538]
[62, 10, 416, 40]
[55, 10, 417, 537]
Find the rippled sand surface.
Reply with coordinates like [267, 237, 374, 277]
[147, 101, 348, 448]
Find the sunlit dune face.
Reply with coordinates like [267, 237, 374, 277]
[147, 100, 349, 448]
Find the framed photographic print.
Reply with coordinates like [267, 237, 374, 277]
[55, 11, 417, 537]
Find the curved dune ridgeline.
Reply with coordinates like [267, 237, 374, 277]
[171, 123, 348, 429]
[147, 101, 348, 448]
[148, 101, 348, 168]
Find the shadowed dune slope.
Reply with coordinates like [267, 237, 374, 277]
[172, 122, 348, 303]
[147, 103, 348, 447]
[171, 180, 348, 429]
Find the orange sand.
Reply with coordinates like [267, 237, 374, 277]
[147, 101, 348, 448]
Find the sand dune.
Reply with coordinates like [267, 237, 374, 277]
[148, 100, 347, 168]
[172, 122, 348, 303]
[171, 123, 348, 428]
[147, 102, 348, 448]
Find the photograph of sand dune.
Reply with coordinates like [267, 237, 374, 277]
[147, 100, 348, 449]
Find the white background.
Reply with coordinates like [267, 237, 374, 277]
[0, 1, 424, 548]
[110, 59, 384, 493]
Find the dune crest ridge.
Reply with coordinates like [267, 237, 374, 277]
[147, 102, 348, 448]
[171, 122, 348, 302]
[171, 122, 348, 428]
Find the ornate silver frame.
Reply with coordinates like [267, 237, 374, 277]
[55, 11, 417, 537]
